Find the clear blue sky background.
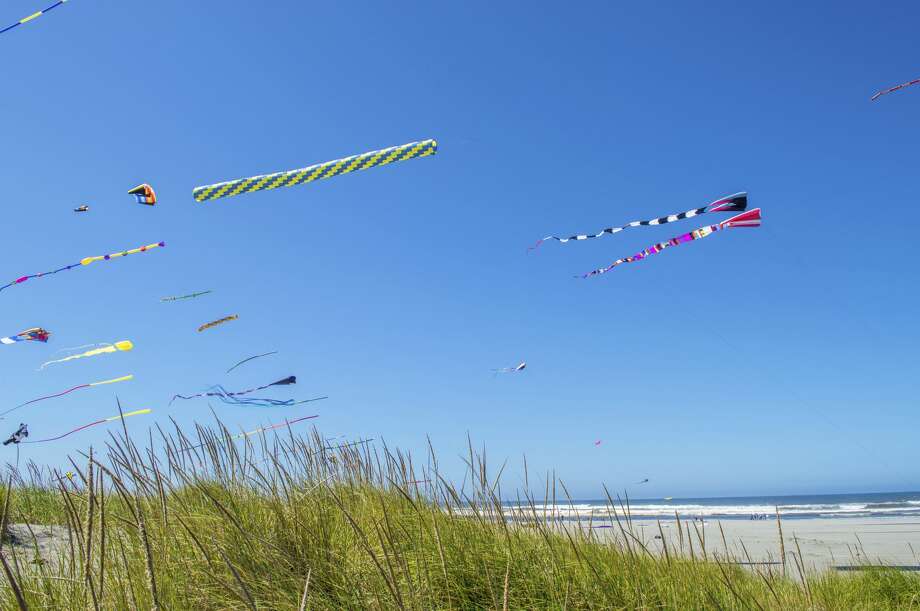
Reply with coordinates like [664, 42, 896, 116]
[0, 0, 917, 499]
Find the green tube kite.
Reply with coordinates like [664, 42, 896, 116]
[192, 139, 438, 203]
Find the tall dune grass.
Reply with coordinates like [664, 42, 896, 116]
[0, 412, 917, 610]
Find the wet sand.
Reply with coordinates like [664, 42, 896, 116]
[591, 517, 920, 572]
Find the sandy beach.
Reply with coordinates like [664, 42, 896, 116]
[591, 517, 920, 572]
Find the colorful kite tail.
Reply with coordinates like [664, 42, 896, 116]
[0, 1, 68, 36]
[532, 192, 747, 249]
[580, 208, 761, 278]
[871, 77, 920, 101]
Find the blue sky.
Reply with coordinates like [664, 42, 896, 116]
[0, 0, 917, 498]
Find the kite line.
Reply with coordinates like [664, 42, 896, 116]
[0, 1, 68, 37]
[0, 242, 165, 294]
[530, 192, 747, 250]
[23, 409, 151, 444]
[580, 208, 761, 278]
[192, 139, 437, 202]
[0, 375, 133, 419]
[227, 351, 278, 373]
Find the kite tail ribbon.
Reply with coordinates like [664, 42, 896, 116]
[532, 192, 747, 249]
[580, 208, 761, 278]
[23, 409, 151, 444]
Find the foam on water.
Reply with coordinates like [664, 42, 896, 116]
[500, 493, 920, 521]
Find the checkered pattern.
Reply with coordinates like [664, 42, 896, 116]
[533, 193, 747, 249]
[193, 139, 438, 202]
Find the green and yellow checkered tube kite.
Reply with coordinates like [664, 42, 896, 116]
[192, 139, 438, 203]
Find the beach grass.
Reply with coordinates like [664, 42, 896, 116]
[0, 416, 917, 610]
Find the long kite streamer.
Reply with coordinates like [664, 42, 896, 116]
[226, 351, 278, 373]
[39, 340, 133, 370]
[23, 409, 151, 444]
[0, 375, 133, 419]
[161, 290, 211, 302]
[0, 242, 165, 294]
[169, 375, 325, 407]
[1, 328, 50, 344]
[192, 139, 438, 202]
[872, 77, 920, 101]
[179, 415, 320, 453]
[198, 315, 238, 333]
[581, 208, 761, 278]
[1, 1, 68, 37]
[531, 193, 747, 249]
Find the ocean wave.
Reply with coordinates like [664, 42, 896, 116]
[498, 499, 920, 520]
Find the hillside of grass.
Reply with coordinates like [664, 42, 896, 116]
[0, 417, 917, 610]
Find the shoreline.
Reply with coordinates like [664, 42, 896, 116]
[584, 515, 920, 572]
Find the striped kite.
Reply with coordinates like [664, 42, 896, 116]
[0, 242, 165, 295]
[192, 139, 437, 203]
[1, 328, 50, 345]
[198, 315, 238, 333]
[531, 193, 747, 250]
[128, 183, 157, 206]
[1, 1, 68, 37]
[23, 409, 151, 444]
[581, 209, 761, 278]
[169, 375, 326, 407]
[872, 77, 920, 101]
[0, 375, 133, 420]
[39, 340, 133, 370]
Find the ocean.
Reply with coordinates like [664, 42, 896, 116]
[508, 491, 920, 521]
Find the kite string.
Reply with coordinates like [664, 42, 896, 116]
[0, 384, 90, 419]
[24, 419, 106, 444]
[227, 351, 278, 374]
